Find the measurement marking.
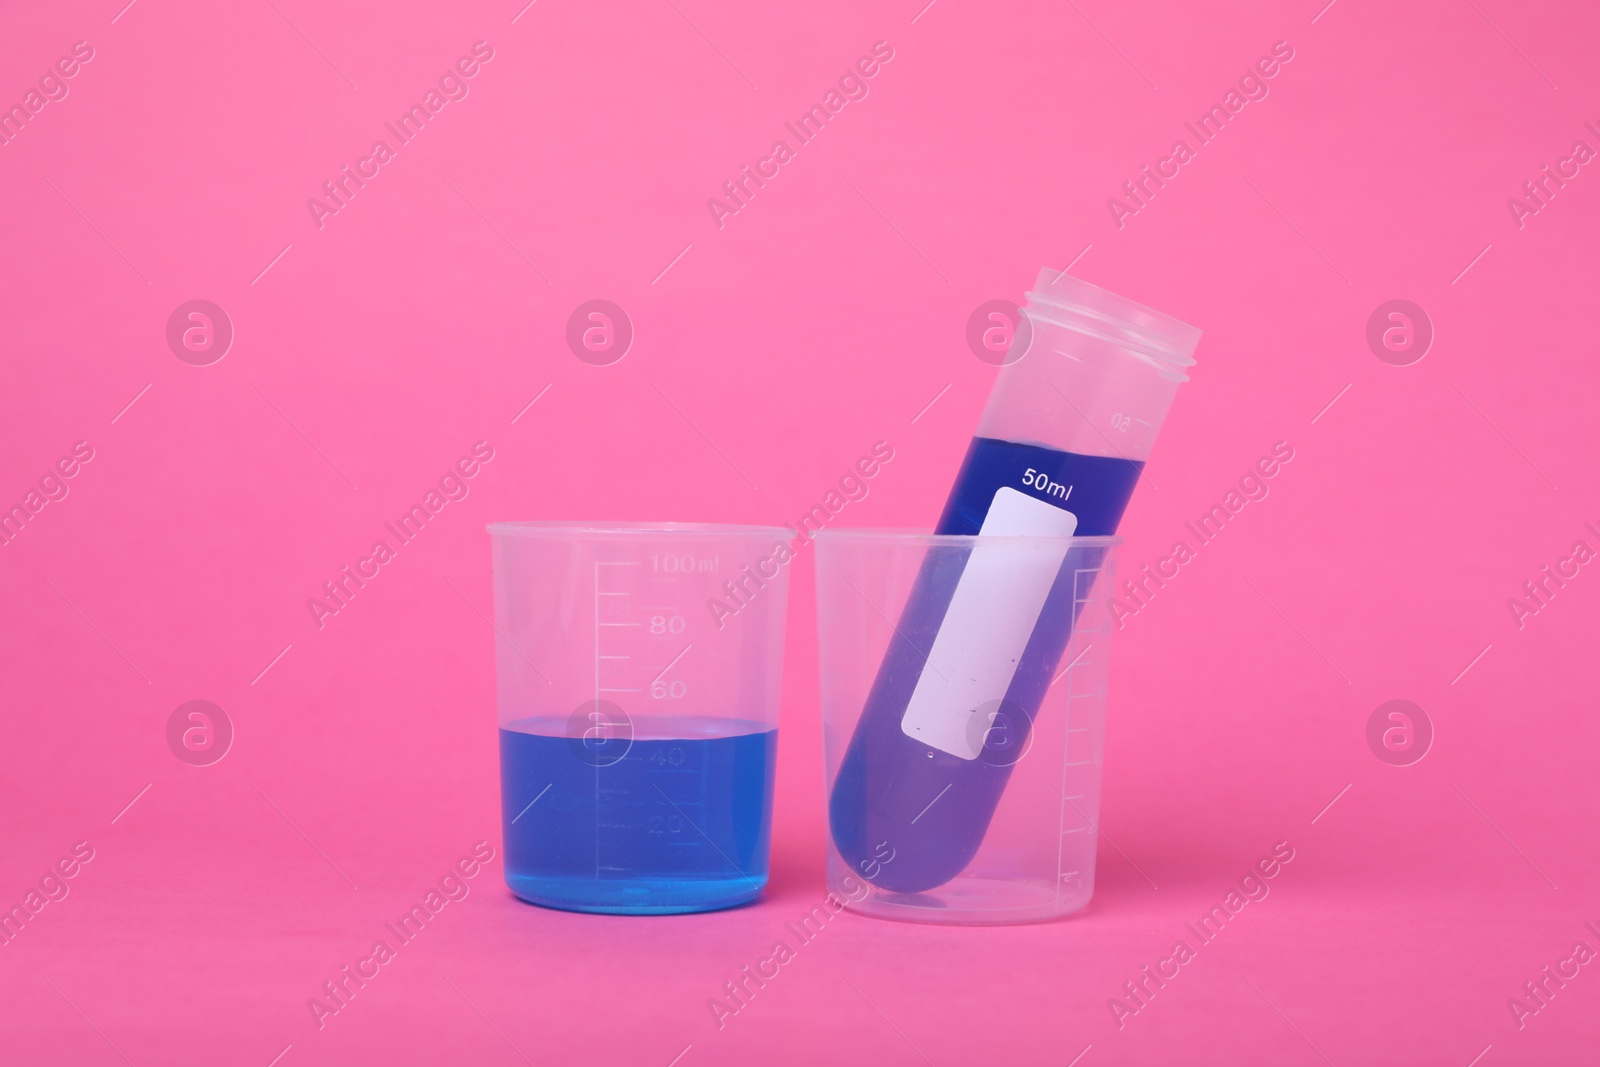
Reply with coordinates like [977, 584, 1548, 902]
[511, 383, 553, 424]
[1049, 381, 1160, 490]
[1464, 0, 1558, 89]
[1242, 576, 1351, 684]
[596, 561, 643, 566]
[1451, 643, 1493, 686]
[843, 176, 950, 284]
[910, 783, 952, 825]
[111, 783, 151, 824]
[599, 622, 643, 627]
[44, 576, 150, 683]
[251, 382, 360, 490]
[444, 977, 536, 1066]
[597, 654, 630, 659]
[666, 1044, 693, 1067]
[651, 381, 759, 489]
[1311, 783, 1351, 824]
[651, 242, 694, 284]
[251, 643, 294, 685]
[910, 383, 951, 424]
[842, 977, 936, 1066]
[1052, 643, 1094, 685]
[1052, 784, 1157, 889]
[1310, 382, 1351, 424]
[111, 383, 152, 423]
[44, 978, 135, 1067]
[597, 591, 630, 596]
[598, 687, 643, 693]
[264, 0, 358, 89]
[266, 1044, 293, 1067]
[253, 782, 359, 890]
[650, 644, 693, 685]
[1066, 1043, 1093, 1067]
[44, 177, 150, 284]
[910, 0, 939, 22]
[444, 577, 551, 683]
[511, 0, 539, 22]
[1466, 1043, 1492, 1067]
[1450, 381, 1558, 489]
[511, 784, 552, 824]
[251, 243, 293, 285]
[1451, 781, 1558, 889]
[1064, 0, 1156, 89]
[662, 0, 757, 89]
[650, 783, 763, 889]
[1452, 243, 1493, 285]
[1310, 0, 1338, 23]
[1243, 176, 1350, 285]
[1243, 977, 1335, 1066]
[1062, 827, 1090, 834]
[110, 0, 140, 22]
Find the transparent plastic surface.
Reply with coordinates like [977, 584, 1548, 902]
[817, 530, 1119, 924]
[487, 522, 791, 914]
[977, 267, 1200, 461]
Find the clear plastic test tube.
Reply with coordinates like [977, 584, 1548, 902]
[827, 268, 1201, 894]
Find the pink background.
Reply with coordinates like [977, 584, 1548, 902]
[3, 0, 1598, 1063]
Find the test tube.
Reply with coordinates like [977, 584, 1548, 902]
[828, 268, 1201, 893]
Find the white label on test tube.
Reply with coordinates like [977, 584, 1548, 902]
[899, 487, 1078, 760]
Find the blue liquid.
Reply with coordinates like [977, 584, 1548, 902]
[500, 717, 777, 914]
[829, 437, 1142, 893]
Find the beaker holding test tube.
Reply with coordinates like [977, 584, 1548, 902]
[824, 269, 1200, 920]
[487, 522, 792, 915]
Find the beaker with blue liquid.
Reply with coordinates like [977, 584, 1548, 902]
[487, 523, 792, 915]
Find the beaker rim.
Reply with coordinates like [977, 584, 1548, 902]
[487, 520, 794, 538]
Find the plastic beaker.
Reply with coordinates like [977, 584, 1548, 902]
[816, 529, 1120, 924]
[487, 522, 792, 915]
